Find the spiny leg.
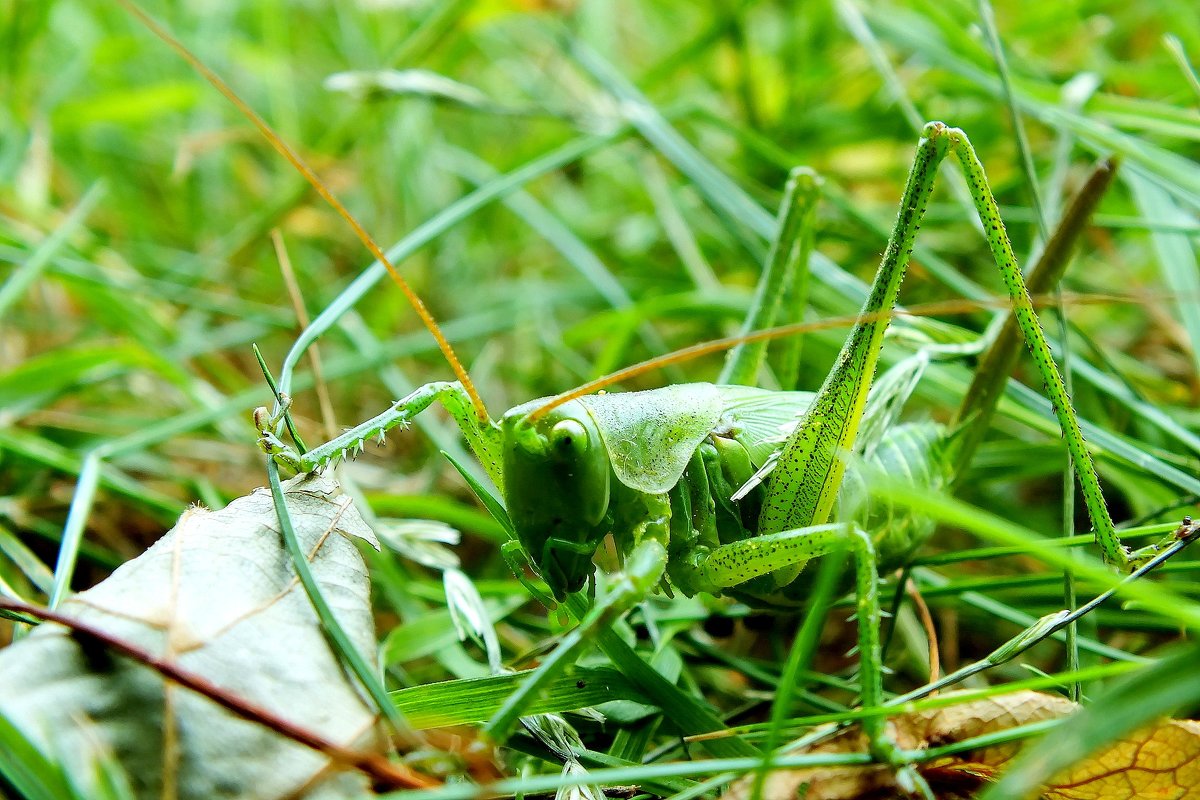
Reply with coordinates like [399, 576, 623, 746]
[774, 171, 822, 392]
[940, 128, 1151, 568]
[761, 122, 1150, 570]
[705, 525, 938, 795]
[948, 156, 1120, 481]
[255, 380, 505, 487]
[759, 126, 951, 538]
[699, 524, 895, 761]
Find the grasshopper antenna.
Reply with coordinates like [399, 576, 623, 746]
[525, 289, 1156, 422]
[116, 0, 489, 422]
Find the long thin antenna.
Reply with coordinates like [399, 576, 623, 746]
[117, 0, 489, 422]
[526, 290, 1145, 421]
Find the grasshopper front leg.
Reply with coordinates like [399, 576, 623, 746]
[255, 380, 505, 488]
[500, 540, 559, 610]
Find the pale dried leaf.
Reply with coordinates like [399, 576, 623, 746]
[0, 474, 382, 800]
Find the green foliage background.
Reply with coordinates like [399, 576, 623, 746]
[2, 0, 1199, 794]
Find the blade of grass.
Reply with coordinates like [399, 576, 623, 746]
[264, 459, 419, 745]
[278, 132, 630, 396]
[0, 182, 105, 319]
[1126, 172, 1200, 379]
[390, 666, 645, 728]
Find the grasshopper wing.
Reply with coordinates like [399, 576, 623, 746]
[716, 385, 815, 468]
[581, 384, 724, 494]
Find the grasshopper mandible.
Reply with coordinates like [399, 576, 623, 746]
[118, 0, 1192, 781]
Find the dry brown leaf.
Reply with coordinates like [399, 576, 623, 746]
[723, 690, 1200, 799]
[1040, 718, 1200, 800]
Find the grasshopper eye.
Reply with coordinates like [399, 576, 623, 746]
[550, 419, 588, 456]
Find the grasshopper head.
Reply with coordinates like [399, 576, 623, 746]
[501, 400, 611, 601]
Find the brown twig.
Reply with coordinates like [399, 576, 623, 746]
[905, 578, 941, 691]
[271, 229, 338, 440]
[0, 597, 437, 790]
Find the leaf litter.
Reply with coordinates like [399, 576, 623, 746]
[722, 690, 1200, 799]
[0, 474, 385, 800]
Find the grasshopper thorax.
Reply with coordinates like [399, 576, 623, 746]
[501, 400, 612, 601]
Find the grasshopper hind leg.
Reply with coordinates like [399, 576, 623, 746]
[699, 524, 897, 762]
[700, 523, 938, 794]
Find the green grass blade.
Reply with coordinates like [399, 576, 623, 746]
[390, 666, 644, 728]
[0, 183, 105, 319]
[278, 133, 628, 395]
[1126, 172, 1200, 378]
[264, 461, 418, 744]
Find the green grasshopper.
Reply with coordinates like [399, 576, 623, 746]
[123, 0, 1188, 778]
[253, 120, 1183, 765]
